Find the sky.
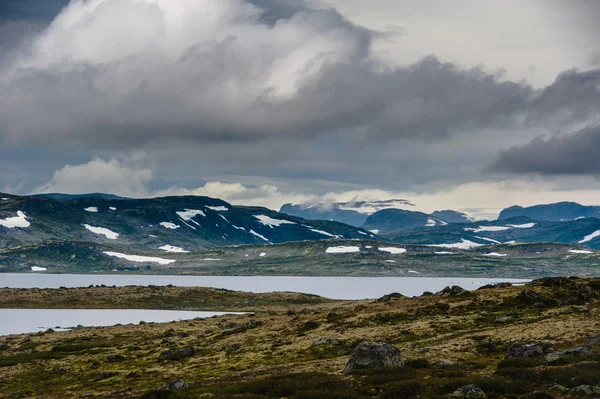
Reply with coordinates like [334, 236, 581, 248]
[1, 0, 600, 219]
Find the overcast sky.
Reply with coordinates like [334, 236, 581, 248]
[1, 0, 599, 219]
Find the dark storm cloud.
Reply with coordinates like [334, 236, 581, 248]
[0, 0, 69, 21]
[488, 126, 600, 175]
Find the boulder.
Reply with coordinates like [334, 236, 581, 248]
[545, 346, 593, 363]
[377, 293, 405, 302]
[343, 341, 404, 373]
[159, 379, 188, 391]
[515, 290, 556, 306]
[449, 286, 466, 295]
[505, 343, 552, 358]
[159, 346, 195, 361]
[571, 385, 600, 396]
[448, 384, 486, 398]
[51, 366, 67, 375]
[435, 359, 456, 367]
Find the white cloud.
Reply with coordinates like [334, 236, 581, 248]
[34, 156, 152, 197]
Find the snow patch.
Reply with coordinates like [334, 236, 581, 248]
[31, 266, 47, 272]
[259, 253, 266, 257]
[579, 230, 600, 244]
[254, 214, 296, 228]
[507, 223, 536, 228]
[219, 214, 230, 223]
[426, 218, 437, 227]
[569, 249, 594, 254]
[103, 251, 176, 265]
[369, 229, 380, 234]
[408, 270, 419, 274]
[206, 205, 229, 212]
[109, 207, 117, 211]
[429, 239, 484, 249]
[308, 228, 339, 238]
[465, 225, 511, 232]
[177, 209, 205, 220]
[84, 207, 98, 212]
[385, 260, 396, 263]
[435, 251, 455, 255]
[358, 231, 368, 235]
[483, 252, 508, 257]
[160, 222, 180, 229]
[378, 247, 407, 254]
[0, 211, 30, 228]
[326, 246, 360, 254]
[202, 258, 222, 261]
[249, 229, 270, 243]
[1, 198, 9, 200]
[159, 245, 189, 253]
[83, 224, 119, 240]
[475, 236, 501, 244]
[232, 225, 245, 231]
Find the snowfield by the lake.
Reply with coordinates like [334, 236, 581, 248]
[102, 251, 176, 265]
[579, 230, 600, 244]
[31, 266, 47, 272]
[159, 245, 189, 253]
[254, 214, 296, 228]
[0, 211, 30, 228]
[83, 224, 119, 239]
[378, 247, 407, 254]
[160, 222, 180, 229]
[326, 246, 360, 254]
[84, 207, 98, 212]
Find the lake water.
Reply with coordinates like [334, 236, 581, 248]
[0, 309, 245, 336]
[0, 274, 529, 299]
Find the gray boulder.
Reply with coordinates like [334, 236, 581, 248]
[571, 385, 600, 396]
[545, 346, 593, 363]
[159, 379, 188, 391]
[159, 346, 195, 361]
[505, 343, 552, 358]
[448, 384, 486, 398]
[343, 341, 404, 373]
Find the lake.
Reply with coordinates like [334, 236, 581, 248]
[0, 309, 245, 336]
[0, 273, 528, 299]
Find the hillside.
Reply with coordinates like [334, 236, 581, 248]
[0, 193, 374, 252]
[499, 202, 600, 221]
[1, 278, 599, 398]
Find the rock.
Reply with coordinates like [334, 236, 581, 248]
[449, 285, 466, 295]
[571, 385, 600, 395]
[228, 343, 241, 351]
[159, 379, 188, 391]
[422, 291, 434, 296]
[545, 346, 593, 363]
[343, 341, 404, 373]
[377, 293, 405, 302]
[536, 277, 577, 288]
[0, 343, 9, 350]
[312, 338, 342, 347]
[435, 359, 456, 367]
[435, 303, 450, 312]
[515, 290, 556, 306]
[51, 367, 67, 375]
[505, 343, 552, 358]
[587, 336, 600, 346]
[159, 346, 195, 361]
[303, 321, 320, 330]
[45, 328, 55, 334]
[495, 316, 512, 323]
[448, 384, 486, 398]
[106, 354, 126, 363]
[549, 384, 570, 393]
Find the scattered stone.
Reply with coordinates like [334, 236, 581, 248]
[158, 379, 188, 391]
[159, 346, 195, 361]
[422, 291, 434, 296]
[343, 341, 404, 373]
[448, 384, 486, 398]
[106, 354, 126, 363]
[311, 338, 341, 347]
[51, 367, 67, 375]
[377, 293, 405, 302]
[495, 316, 512, 323]
[505, 343, 552, 358]
[571, 385, 600, 395]
[435, 359, 456, 367]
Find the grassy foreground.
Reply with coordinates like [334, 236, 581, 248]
[1, 278, 600, 398]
